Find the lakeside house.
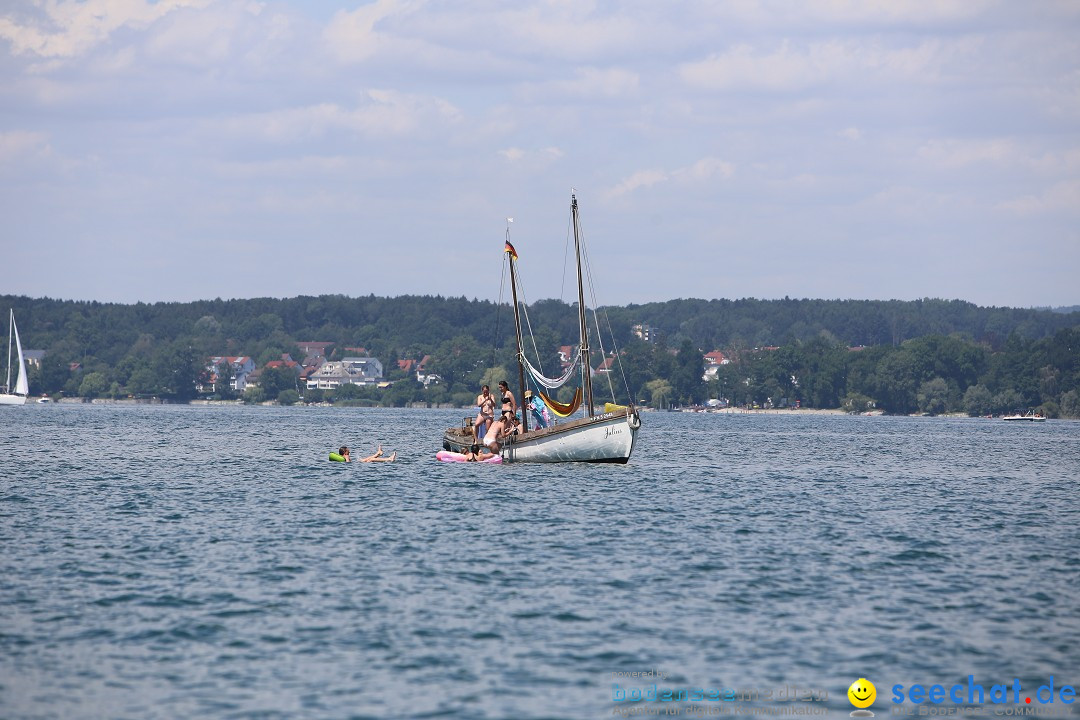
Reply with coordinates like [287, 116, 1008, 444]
[702, 350, 730, 381]
[594, 356, 615, 375]
[307, 356, 384, 390]
[203, 356, 256, 393]
[23, 349, 46, 368]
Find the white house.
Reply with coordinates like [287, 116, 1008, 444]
[307, 356, 384, 389]
[205, 356, 256, 392]
[702, 350, 730, 381]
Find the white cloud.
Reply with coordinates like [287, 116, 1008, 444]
[214, 90, 462, 142]
[839, 127, 863, 141]
[323, 0, 414, 63]
[1000, 180, 1080, 215]
[0, 130, 52, 165]
[606, 169, 668, 198]
[606, 157, 735, 198]
[679, 38, 960, 92]
[675, 157, 735, 182]
[916, 139, 1080, 174]
[522, 66, 639, 100]
[917, 138, 1018, 169]
[0, 0, 212, 59]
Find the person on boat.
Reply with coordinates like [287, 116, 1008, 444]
[524, 390, 549, 429]
[359, 444, 397, 462]
[482, 411, 513, 452]
[498, 380, 517, 419]
[474, 384, 496, 440]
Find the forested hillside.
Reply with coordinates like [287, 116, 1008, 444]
[3, 294, 1078, 416]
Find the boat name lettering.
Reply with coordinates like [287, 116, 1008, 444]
[605, 427, 623, 438]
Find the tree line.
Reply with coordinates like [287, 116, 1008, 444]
[3, 294, 1077, 417]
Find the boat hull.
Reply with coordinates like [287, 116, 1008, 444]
[0, 393, 26, 406]
[444, 410, 640, 464]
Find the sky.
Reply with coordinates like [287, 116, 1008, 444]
[1, 1, 1078, 309]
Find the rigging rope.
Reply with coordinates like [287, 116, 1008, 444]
[521, 349, 580, 389]
[576, 202, 635, 406]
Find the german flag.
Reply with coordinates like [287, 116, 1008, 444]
[504, 240, 518, 260]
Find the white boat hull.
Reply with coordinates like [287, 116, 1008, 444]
[502, 410, 640, 463]
[443, 410, 641, 463]
[0, 393, 26, 406]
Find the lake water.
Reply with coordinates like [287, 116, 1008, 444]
[2, 405, 1078, 719]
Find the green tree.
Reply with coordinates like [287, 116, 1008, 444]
[259, 365, 298, 398]
[78, 371, 109, 398]
[1060, 390, 1080, 418]
[672, 340, 705, 404]
[962, 384, 994, 416]
[215, 361, 235, 399]
[128, 367, 159, 396]
[842, 393, 874, 414]
[644, 379, 673, 409]
[277, 389, 300, 405]
[992, 389, 1025, 415]
[917, 377, 950, 415]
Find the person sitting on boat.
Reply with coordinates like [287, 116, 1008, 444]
[360, 444, 397, 462]
[504, 414, 521, 437]
[498, 380, 517, 418]
[524, 390, 549, 429]
[474, 384, 496, 440]
[482, 411, 513, 453]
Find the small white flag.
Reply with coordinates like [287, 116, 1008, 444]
[507, 217, 514, 223]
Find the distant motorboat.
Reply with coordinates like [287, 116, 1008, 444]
[1002, 410, 1046, 422]
[1, 309, 28, 406]
[37, 395, 51, 404]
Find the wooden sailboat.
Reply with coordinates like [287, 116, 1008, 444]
[1, 309, 29, 406]
[443, 193, 641, 463]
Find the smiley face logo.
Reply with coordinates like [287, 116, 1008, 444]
[848, 678, 876, 709]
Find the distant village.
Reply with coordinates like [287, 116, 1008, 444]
[17, 323, 734, 403]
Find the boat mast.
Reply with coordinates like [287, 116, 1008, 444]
[5, 310, 11, 394]
[506, 225, 529, 433]
[572, 193, 594, 417]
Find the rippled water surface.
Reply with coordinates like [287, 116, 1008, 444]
[2, 405, 1078, 719]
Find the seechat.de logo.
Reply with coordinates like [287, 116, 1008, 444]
[849, 678, 877, 717]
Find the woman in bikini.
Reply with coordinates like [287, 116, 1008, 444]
[474, 384, 496, 440]
[482, 411, 512, 453]
[497, 380, 517, 419]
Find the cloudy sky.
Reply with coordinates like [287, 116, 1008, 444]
[2, 1, 1078, 309]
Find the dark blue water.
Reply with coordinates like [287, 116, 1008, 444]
[2, 405, 1078, 719]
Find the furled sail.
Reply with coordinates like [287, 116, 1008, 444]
[522, 347, 580, 390]
[538, 387, 582, 418]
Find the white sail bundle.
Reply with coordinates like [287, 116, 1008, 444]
[521, 346, 580, 389]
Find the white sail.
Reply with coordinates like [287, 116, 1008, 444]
[13, 315, 28, 396]
[1, 310, 29, 405]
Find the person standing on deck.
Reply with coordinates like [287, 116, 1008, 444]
[498, 380, 517, 420]
[474, 384, 496, 440]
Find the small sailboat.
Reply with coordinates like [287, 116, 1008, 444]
[442, 193, 641, 463]
[1, 309, 29, 406]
